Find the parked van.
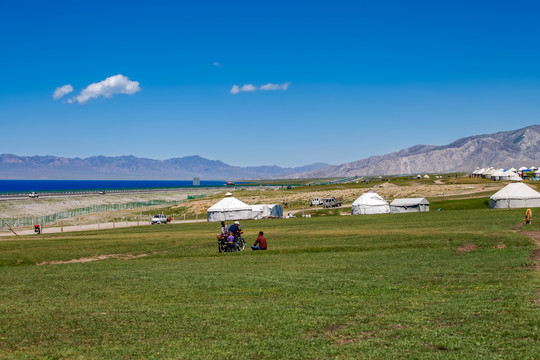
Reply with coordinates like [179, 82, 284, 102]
[310, 197, 323, 206]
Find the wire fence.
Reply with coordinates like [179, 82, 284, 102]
[0, 197, 208, 230]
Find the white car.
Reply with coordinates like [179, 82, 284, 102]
[310, 197, 322, 206]
[151, 215, 168, 224]
[28, 192, 39, 198]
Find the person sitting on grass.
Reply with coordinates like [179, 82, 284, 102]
[227, 231, 237, 252]
[251, 231, 267, 250]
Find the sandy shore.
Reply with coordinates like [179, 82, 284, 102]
[0, 188, 220, 219]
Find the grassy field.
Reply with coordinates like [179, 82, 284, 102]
[0, 205, 539, 359]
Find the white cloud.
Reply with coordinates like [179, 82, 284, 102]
[230, 82, 290, 95]
[52, 84, 74, 100]
[230, 83, 257, 94]
[212, 62, 222, 67]
[68, 74, 141, 104]
[260, 82, 291, 91]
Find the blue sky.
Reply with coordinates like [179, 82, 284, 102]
[1, 0, 539, 167]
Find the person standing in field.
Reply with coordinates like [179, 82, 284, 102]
[251, 231, 267, 250]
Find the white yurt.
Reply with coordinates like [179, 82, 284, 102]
[490, 183, 540, 209]
[351, 192, 390, 215]
[482, 167, 495, 179]
[490, 169, 505, 181]
[501, 171, 522, 182]
[207, 197, 257, 222]
[475, 168, 486, 177]
[390, 198, 430, 213]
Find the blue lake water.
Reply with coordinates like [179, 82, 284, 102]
[0, 180, 228, 194]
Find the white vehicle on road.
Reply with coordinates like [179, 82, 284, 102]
[151, 214, 169, 224]
[28, 192, 39, 198]
[310, 197, 322, 206]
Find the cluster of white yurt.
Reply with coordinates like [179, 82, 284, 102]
[490, 183, 540, 209]
[472, 165, 540, 180]
[207, 194, 283, 222]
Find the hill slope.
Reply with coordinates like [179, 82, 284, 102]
[294, 125, 540, 178]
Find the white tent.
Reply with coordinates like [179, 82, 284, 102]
[250, 204, 283, 219]
[251, 205, 271, 219]
[207, 197, 258, 222]
[490, 169, 505, 181]
[390, 198, 430, 213]
[351, 192, 390, 215]
[490, 183, 540, 209]
[499, 170, 522, 182]
[267, 204, 283, 218]
[475, 168, 486, 177]
[482, 167, 496, 178]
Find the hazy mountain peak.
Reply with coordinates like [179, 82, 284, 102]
[294, 125, 540, 178]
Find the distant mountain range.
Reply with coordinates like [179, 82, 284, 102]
[0, 154, 329, 180]
[1, 125, 539, 180]
[292, 125, 540, 178]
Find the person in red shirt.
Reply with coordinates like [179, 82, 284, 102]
[251, 231, 267, 250]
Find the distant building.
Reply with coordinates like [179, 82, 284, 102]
[193, 177, 200, 186]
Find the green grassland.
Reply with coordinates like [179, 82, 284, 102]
[0, 205, 539, 359]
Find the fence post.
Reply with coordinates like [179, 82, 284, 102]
[113, 218, 115, 228]
[184, 214, 186, 223]
[98, 218, 100, 230]
[196, 213, 198, 222]
[79, 216, 82, 229]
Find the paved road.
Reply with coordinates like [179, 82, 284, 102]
[0, 219, 206, 238]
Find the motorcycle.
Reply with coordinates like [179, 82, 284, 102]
[217, 231, 246, 253]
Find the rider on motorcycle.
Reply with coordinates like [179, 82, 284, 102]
[220, 221, 228, 235]
[228, 221, 242, 239]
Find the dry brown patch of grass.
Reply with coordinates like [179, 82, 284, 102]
[36, 252, 156, 266]
[456, 243, 478, 254]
